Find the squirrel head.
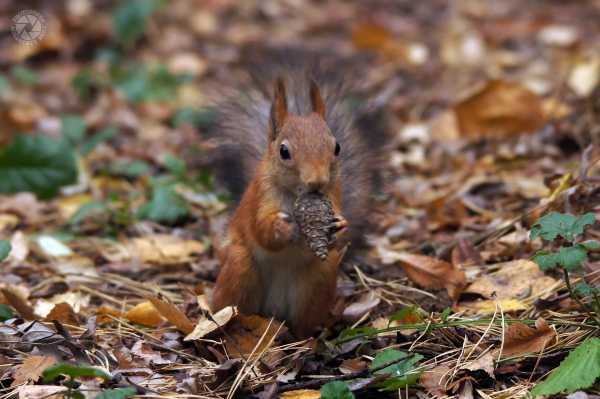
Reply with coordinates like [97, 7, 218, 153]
[266, 77, 341, 197]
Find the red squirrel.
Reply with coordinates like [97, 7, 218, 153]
[211, 69, 381, 337]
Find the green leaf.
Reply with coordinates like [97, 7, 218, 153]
[72, 68, 96, 100]
[441, 307, 452, 322]
[574, 282, 594, 297]
[80, 127, 118, 156]
[69, 201, 108, 226]
[43, 363, 111, 382]
[112, 65, 186, 103]
[0, 304, 15, 322]
[108, 160, 150, 178]
[582, 240, 600, 251]
[0, 240, 11, 261]
[95, 387, 137, 399]
[572, 213, 596, 238]
[558, 245, 588, 271]
[171, 107, 218, 129]
[0, 135, 78, 199]
[62, 114, 87, 146]
[112, 0, 163, 44]
[0, 75, 10, 95]
[370, 349, 423, 391]
[164, 154, 186, 178]
[338, 326, 377, 341]
[11, 65, 39, 85]
[532, 251, 560, 271]
[137, 184, 189, 224]
[530, 212, 596, 242]
[321, 381, 355, 399]
[532, 337, 600, 397]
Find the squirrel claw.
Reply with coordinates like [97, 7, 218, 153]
[329, 216, 348, 233]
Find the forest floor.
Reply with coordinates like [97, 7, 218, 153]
[1, 1, 600, 398]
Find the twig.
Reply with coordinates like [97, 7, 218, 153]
[278, 353, 412, 392]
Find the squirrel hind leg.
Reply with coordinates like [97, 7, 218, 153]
[212, 242, 261, 315]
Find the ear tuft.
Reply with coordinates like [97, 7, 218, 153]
[309, 79, 326, 118]
[270, 77, 288, 140]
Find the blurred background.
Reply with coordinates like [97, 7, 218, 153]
[1, 1, 600, 396]
[1, 0, 599, 240]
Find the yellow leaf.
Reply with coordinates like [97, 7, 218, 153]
[281, 389, 321, 399]
[125, 301, 164, 327]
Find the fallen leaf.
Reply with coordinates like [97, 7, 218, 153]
[34, 291, 90, 318]
[464, 260, 559, 300]
[56, 193, 94, 220]
[1, 287, 36, 320]
[18, 385, 67, 399]
[498, 318, 557, 358]
[458, 298, 528, 314]
[568, 57, 600, 97]
[129, 234, 205, 265]
[44, 302, 79, 325]
[125, 301, 164, 327]
[130, 340, 174, 366]
[379, 250, 467, 301]
[454, 80, 546, 138]
[147, 295, 194, 334]
[0, 193, 47, 226]
[185, 306, 237, 341]
[280, 390, 321, 399]
[11, 355, 57, 386]
[96, 306, 124, 324]
[339, 358, 367, 374]
[225, 315, 284, 359]
[342, 292, 380, 321]
[420, 364, 451, 397]
[462, 352, 495, 378]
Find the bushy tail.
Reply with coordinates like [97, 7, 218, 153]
[209, 48, 390, 245]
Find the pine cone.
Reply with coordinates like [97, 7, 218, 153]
[293, 193, 335, 260]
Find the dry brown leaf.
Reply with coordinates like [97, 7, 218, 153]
[11, 355, 57, 386]
[185, 306, 237, 341]
[280, 390, 321, 399]
[342, 292, 380, 321]
[129, 234, 205, 264]
[147, 296, 194, 334]
[464, 260, 558, 300]
[462, 352, 495, 378]
[96, 306, 123, 324]
[0, 193, 47, 226]
[454, 80, 546, 138]
[44, 302, 79, 325]
[420, 364, 451, 397]
[125, 301, 164, 327]
[458, 298, 528, 315]
[383, 251, 467, 301]
[339, 358, 367, 374]
[17, 385, 67, 399]
[499, 318, 557, 358]
[34, 291, 90, 318]
[225, 315, 284, 359]
[1, 287, 36, 320]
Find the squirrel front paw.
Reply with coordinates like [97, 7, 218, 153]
[274, 212, 298, 244]
[328, 215, 349, 249]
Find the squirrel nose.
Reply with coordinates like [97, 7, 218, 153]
[302, 171, 329, 193]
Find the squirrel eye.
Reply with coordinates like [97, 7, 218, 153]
[280, 143, 291, 160]
[334, 142, 341, 156]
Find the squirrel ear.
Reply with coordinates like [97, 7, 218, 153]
[309, 79, 326, 118]
[270, 77, 288, 140]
